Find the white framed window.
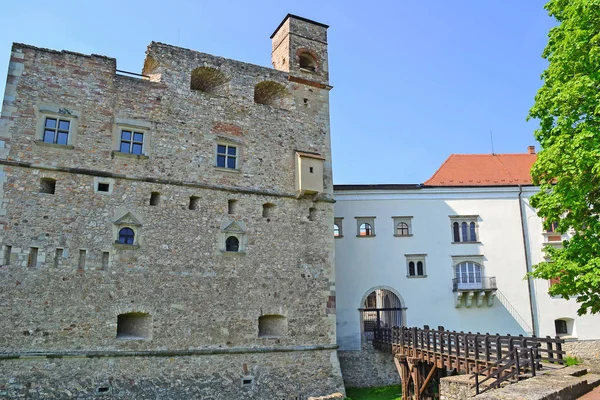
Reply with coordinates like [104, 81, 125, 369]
[450, 215, 479, 243]
[334, 217, 343, 238]
[113, 119, 151, 159]
[355, 217, 375, 237]
[216, 143, 238, 169]
[393, 216, 413, 237]
[405, 254, 426, 278]
[35, 105, 80, 148]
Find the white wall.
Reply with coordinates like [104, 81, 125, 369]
[334, 186, 600, 351]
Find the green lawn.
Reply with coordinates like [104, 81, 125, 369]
[345, 385, 402, 400]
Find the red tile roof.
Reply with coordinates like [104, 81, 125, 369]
[424, 153, 537, 186]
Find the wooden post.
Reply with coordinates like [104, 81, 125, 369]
[546, 336, 554, 364]
[556, 336, 563, 363]
[484, 334, 490, 363]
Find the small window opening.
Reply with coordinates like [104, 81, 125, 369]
[303, 98, 308, 105]
[190, 66, 229, 93]
[242, 378, 253, 386]
[53, 248, 63, 268]
[149, 192, 160, 206]
[117, 312, 152, 340]
[408, 261, 415, 276]
[309, 167, 314, 173]
[263, 203, 275, 218]
[555, 319, 568, 335]
[97, 182, 110, 192]
[299, 54, 316, 72]
[3, 245, 11, 266]
[189, 196, 200, 210]
[96, 386, 111, 395]
[226, 236, 239, 252]
[396, 222, 410, 236]
[309, 207, 317, 221]
[40, 178, 56, 194]
[228, 199, 238, 214]
[118, 228, 135, 245]
[102, 252, 110, 270]
[78, 249, 86, 270]
[417, 261, 424, 276]
[258, 314, 287, 337]
[28, 247, 38, 268]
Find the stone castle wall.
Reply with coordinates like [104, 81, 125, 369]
[0, 14, 343, 398]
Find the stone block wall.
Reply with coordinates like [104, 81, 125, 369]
[338, 346, 401, 388]
[564, 339, 600, 360]
[0, 14, 343, 399]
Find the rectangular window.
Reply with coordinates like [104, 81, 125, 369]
[102, 251, 110, 270]
[3, 245, 11, 265]
[28, 247, 38, 268]
[43, 117, 71, 145]
[216, 144, 237, 169]
[120, 130, 144, 155]
[555, 319, 568, 335]
[78, 249, 86, 270]
[54, 248, 63, 268]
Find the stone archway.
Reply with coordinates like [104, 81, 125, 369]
[359, 286, 407, 343]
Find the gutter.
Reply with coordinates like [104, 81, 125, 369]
[518, 184, 538, 336]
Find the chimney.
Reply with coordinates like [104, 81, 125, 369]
[528, 146, 536, 155]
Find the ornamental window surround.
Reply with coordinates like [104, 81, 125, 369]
[393, 216, 413, 237]
[450, 216, 479, 243]
[356, 217, 376, 237]
[112, 118, 152, 159]
[406, 254, 426, 278]
[35, 105, 80, 149]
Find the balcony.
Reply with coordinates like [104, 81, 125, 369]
[452, 277, 497, 308]
[452, 277, 497, 292]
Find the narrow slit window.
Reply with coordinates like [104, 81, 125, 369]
[28, 247, 38, 268]
[53, 248, 63, 268]
[150, 192, 160, 206]
[3, 245, 12, 266]
[453, 222, 460, 242]
[309, 207, 317, 221]
[102, 252, 110, 270]
[469, 222, 477, 241]
[78, 249, 86, 270]
[263, 203, 275, 218]
[417, 261, 424, 276]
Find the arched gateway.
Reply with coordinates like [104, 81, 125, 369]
[359, 287, 406, 342]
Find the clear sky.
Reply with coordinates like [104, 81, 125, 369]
[0, 0, 554, 184]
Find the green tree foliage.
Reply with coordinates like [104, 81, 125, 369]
[529, 0, 600, 315]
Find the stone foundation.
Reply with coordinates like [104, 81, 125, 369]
[0, 350, 345, 399]
[338, 345, 400, 388]
[564, 339, 600, 360]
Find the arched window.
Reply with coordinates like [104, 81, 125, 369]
[461, 222, 468, 242]
[417, 261, 424, 276]
[190, 66, 228, 93]
[333, 223, 341, 237]
[118, 228, 135, 245]
[225, 236, 239, 252]
[469, 221, 477, 241]
[408, 261, 415, 276]
[453, 222, 460, 242]
[299, 53, 316, 71]
[396, 222, 409, 236]
[359, 223, 372, 236]
[455, 262, 482, 290]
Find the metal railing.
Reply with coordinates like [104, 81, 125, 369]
[452, 276, 497, 292]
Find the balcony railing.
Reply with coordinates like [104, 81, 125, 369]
[452, 277, 497, 292]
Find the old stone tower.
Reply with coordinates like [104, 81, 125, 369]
[0, 14, 344, 399]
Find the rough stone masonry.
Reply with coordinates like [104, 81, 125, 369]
[0, 14, 345, 399]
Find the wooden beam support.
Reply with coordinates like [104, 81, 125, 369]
[419, 365, 437, 395]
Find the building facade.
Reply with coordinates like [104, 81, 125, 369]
[0, 15, 345, 399]
[334, 149, 600, 386]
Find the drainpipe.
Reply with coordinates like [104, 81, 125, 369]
[518, 184, 537, 336]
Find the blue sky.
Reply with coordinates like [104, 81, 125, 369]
[0, 1, 554, 184]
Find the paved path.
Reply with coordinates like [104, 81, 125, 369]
[579, 385, 600, 399]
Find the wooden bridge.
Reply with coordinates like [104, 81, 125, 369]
[373, 325, 566, 400]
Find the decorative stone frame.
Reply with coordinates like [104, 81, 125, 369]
[220, 220, 247, 254]
[451, 255, 495, 308]
[393, 216, 413, 237]
[334, 217, 343, 238]
[449, 215, 481, 243]
[355, 216, 376, 237]
[405, 254, 427, 278]
[34, 104, 81, 149]
[111, 118, 152, 160]
[113, 212, 142, 249]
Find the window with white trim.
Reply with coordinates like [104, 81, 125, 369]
[450, 216, 479, 243]
[393, 216, 412, 237]
[356, 217, 375, 237]
[216, 144, 237, 169]
[406, 254, 426, 278]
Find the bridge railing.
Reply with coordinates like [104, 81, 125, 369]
[373, 325, 565, 366]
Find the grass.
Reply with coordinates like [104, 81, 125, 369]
[564, 355, 583, 366]
[345, 385, 402, 400]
